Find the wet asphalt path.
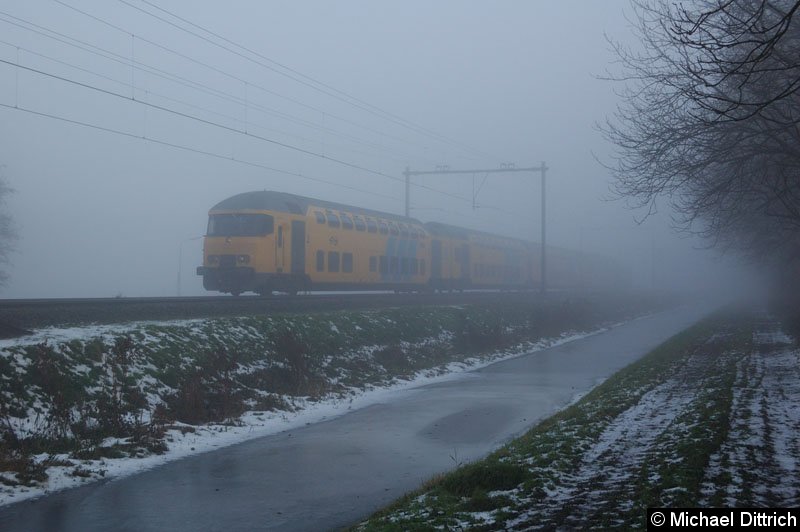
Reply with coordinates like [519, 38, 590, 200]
[0, 306, 711, 531]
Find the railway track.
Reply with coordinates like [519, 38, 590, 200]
[0, 291, 550, 337]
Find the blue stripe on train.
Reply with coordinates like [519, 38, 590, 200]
[380, 237, 419, 283]
[382, 237, 396, 282]
[396, 238, 408, 282]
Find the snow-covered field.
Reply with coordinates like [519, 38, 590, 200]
[0, 314, 607, 508]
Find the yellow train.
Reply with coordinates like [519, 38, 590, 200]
[196, 191, 620, 295]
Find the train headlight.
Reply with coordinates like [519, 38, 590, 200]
[237, 255, 251, 264]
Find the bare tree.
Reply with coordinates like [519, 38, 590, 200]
[0, 167, 16, 287]
[602, 0, 800, 262]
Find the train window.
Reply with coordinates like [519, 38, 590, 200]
[420, 259, 426, 275]
[411, 258, 418, 275]
[328, 251, 340, 272]
[379, 256, 388, 274]
[474, 264, 478, 276]
[366, 218, 377, 233]
[401, 257, 409, 274]
[353, 216, 366, 231]
[316, 250, 324, 272]
[342, 252, 353, 273]
[399, 224, 409, 238]
[410, 227, 419, 239]
[379, 221, 389, 235]
[340, 214, 354, 230]
[369, 256, 377, 272]
[314, 211, 325, 224]
[327, 213, 340, 228]
[207, 214, 274, 236]
[389, 223, 399, 236]
[389, 256, 398, 274]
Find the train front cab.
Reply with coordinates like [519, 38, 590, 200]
[198, 208, 309, 295]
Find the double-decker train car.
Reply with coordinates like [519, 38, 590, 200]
[197, 190, 624, 295]
[197, 191, 429, 295]
[424, 222, 534, 290]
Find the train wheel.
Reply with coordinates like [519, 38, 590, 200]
[256, 288, 273, 297]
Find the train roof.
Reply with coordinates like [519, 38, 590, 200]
[424, 221, 535, 248]
[423, 221, 471, 240]
[210, 191, 565, 251]
[210, 191, 424, 225]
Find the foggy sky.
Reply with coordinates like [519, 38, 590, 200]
[0, 0, 753, 298]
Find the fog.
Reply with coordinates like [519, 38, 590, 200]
[0, 0, 755, 298]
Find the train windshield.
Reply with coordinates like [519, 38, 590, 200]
[207, 214, 274, 236]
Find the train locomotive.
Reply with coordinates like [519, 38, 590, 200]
[196, 191, 620, 295]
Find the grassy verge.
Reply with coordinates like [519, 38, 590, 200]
[0, 293, 661, 493]
[356, 309, 792, 530]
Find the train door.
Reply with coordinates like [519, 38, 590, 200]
[275, 223, 285, 273]
[459, 244, 470, 283]
[431, 239, 442, 281]
[290, 220, 305, 274]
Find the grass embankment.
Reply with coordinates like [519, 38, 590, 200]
[0, 294, 659, 494]
[357, 309, 800, 530]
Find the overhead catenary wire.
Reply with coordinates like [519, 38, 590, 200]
[0, 101, 400, 201]
[52, 0, 446, 162]
[0, 56, 472, 203]
[120, 0, 501, 162]
[1, 94, 531, 231]
[2, 4, 533, 222]
[1, 102, 527, 229]
[0, 39, 424, 167]
[0, 11, 438, 167]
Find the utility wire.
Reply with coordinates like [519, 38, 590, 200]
[0, 39, 421, 166]
[2, 101, 531, 224]
[0, 56, 472, 203]
[0, 102, 398, 201]
[1, 96, 529, 226]
[0, 11, 434, 166]
[54, 0, 442, 161]
[3, 4, 526, 217]
[122, 0, 499, 161]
